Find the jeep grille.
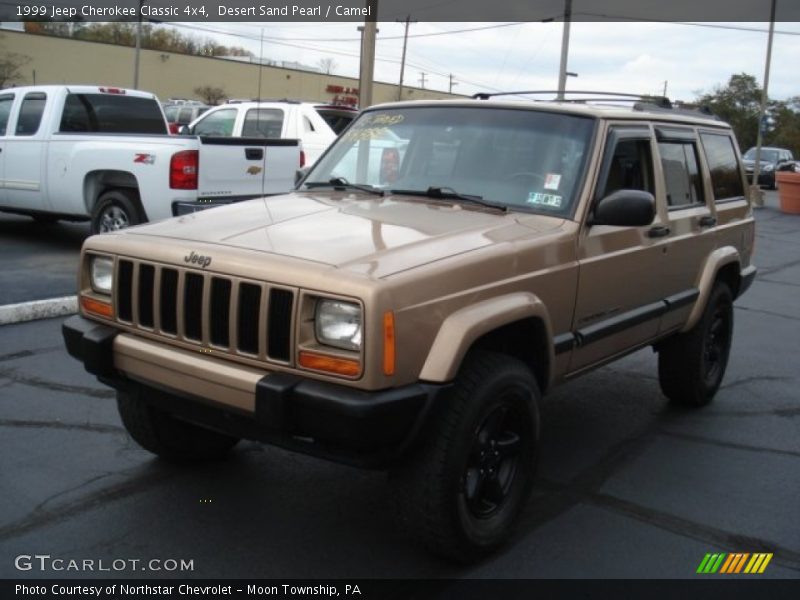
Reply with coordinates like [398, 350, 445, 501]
[114, 258, 295, 364]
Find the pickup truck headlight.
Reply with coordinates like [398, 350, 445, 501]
[762, 163, 775, 172]
[315, 300, 362, 351]
[90, 256, 114, 294]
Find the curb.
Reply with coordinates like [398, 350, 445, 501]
[0, 296, 78, 326]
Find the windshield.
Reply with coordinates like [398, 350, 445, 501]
[305, 106, 595, 216]
[744, 148, 778, 162]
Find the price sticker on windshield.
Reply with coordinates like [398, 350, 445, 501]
[527, 192, 563, 208]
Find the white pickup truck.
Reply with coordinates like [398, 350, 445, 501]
[184, 100, 357, 167]
[0, 85, 301, 233]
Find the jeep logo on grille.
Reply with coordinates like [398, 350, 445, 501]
[184, 251, 212, 268]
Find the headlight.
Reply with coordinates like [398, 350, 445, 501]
[90, 256, 114, 294]
[763, 163, 774, 172]
[315, 299, 362, 351]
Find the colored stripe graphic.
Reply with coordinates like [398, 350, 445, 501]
[699, 552, 774, 575]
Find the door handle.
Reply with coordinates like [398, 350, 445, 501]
[647, 225, 671, 238]
[245, 148, 263, 160]
[699, 215, 717, 228]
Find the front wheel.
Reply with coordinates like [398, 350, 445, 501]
[391, 351, 540, 562]
[91, 189, 143, 234]
[658, 282, 734, 407]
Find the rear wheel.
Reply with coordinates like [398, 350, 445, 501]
[658, 282, 734, 407]
[91, 189, 143, 234]
[391, 351, 540, 562]
[117, 387, 239, 462]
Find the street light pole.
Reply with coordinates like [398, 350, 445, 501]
[133, 0, 147, 89]
[556, 0, 573, 100]
[751, 0, 777, 208]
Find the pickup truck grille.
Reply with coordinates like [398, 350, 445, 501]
[115, 259, 295, 364]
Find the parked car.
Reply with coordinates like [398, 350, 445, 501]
[64, 96, 755, 562]
[742, 146, 794, 189]
[163, 102, 210, 135]
[0, 85, 301, 232]
[184, 101, 357, 166]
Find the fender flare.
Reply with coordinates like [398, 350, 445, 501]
[682, 246, 740, 332]
[418, 292, 553, 383]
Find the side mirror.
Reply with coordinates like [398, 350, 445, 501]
[295, 166, 311, 187]
[178, 125, 191, 136]
[591, 190, 655, 227]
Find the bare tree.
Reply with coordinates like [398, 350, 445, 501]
[0, 37, 31, 88]
[317, 58, 337, 75]
[193, 85, 226, 105]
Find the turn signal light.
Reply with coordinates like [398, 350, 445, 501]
[383, 311, 395, 376]
[81, 295, 113, 319]
[298, 351, 360, 376]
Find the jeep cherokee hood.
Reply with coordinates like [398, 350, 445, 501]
[125, 192, 564, 278]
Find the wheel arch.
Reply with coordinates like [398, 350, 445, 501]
[83, 170, 146, 220]
[418, 293, 554, 393]
[683, 247, 741, 332]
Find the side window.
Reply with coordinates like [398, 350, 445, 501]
[241, 108, 284, 138]
[192, 108, 236, 136]
[600, 138, 655, 198]
[699, 133, 745, 201]
[177, 108, 194, 125]
[0, 94, 14, 136]
[15, 92, 47, 136]
[658, 142, 704, 208]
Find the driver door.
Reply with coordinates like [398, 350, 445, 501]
[568, 125, 669, 373]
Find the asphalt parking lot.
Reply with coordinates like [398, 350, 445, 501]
[0, 193, 798, 579]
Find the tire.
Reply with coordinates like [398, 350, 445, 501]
[117, 388, 239, 462]
[390, 351, 540, 562]
[658, 282, 734, 407]
[91, 189, 143, 234]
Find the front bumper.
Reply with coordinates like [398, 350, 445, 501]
[746, 169, 776, 187]
[63, 315, 447, 467]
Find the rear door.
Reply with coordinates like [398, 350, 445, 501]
[653, 126, 717, 332]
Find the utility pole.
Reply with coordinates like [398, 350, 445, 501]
[418, 72, 427, 89]
[662, 80, 668, 97]
[752, 0, 777, 208]
[556, 0, 572, 100]
[133, 0, 145, 89]
[357, 0, 378, 108]
[396, 15, 415, 101]
[448, 74, 458, 94]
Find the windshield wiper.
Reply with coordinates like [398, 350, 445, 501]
[389, 186, 507, 212]
[305, 177, 385, 197]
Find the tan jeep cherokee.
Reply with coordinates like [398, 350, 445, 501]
[63, 96, 756, 561]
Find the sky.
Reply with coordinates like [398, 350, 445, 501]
[166, 20, 800, 102]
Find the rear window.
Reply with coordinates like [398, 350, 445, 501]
[700, 133, 745, 201]
[242, 108, 284, 138]
[59, 93, 167, 134]
[316, 107, 356, 134]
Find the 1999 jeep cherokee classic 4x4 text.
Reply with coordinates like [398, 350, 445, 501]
[63, 95, 756, 562]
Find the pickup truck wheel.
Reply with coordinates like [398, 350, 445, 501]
[391, 351, 540, 562]
[91, 189, 142, 234]
[117, 389, 239, 462]
[658, 282, 733, 407]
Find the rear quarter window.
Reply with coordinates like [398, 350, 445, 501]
[700, 132, 745, 201]
[60, 94, 167, 134]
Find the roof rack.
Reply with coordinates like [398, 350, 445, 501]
[470, 90, 718, 119]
